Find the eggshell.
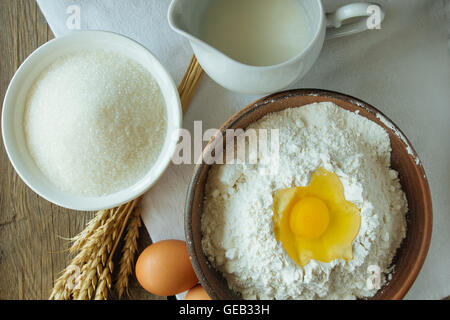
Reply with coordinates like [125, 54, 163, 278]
[185, 284, 211, 300]
[135, 240, 198, 296]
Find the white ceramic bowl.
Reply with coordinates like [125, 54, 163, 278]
[2, 31, 182, 211]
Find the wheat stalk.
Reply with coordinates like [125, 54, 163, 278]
[94, 200, 138, 300]
[73, 200, 137, 300]
[178, 55, 204, 113]
[50, 203, 133, 300]
[71, 209, 119, 300]
[49, 209, 114, 300]
[94, 260, 113, 300]
[115, 207, 142, 299]
[70, 209, 110, 253]
[49, 272, 73, 300]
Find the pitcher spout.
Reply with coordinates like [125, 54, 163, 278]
[168, 0, 243, 80]
[167, 0, 210, 45]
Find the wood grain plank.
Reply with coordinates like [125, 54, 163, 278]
[0, 0, 21, 300]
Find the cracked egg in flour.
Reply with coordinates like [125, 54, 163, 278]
[273, 167, 361, 267]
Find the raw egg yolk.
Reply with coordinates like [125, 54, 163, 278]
[273, 168, 361, 268]
[289, 197, 330, 239]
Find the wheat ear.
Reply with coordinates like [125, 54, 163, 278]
[49, 209, 114, 300]
[115, 207, 142, 299]
[74, 200, 137, 300]
[72, 208, 120, 300]
[94, 200, 138, 300]
[70, 209, 110, 253]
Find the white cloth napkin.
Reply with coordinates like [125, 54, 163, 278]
[36, 0, 450, 300]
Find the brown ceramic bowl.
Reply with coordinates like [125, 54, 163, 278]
[185, 89, 432, 300]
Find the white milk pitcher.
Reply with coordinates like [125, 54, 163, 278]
[168, 0, 385, 94]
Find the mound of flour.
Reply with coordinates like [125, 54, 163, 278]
[201, 102, 407, 300]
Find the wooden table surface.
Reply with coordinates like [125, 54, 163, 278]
[0, 0, 162, 300]
[0, 0, 448, 301]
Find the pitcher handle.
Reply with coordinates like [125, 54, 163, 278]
[325, 2, 385, 40]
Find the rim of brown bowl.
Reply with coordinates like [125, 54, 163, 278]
[185, 89, 432, 300]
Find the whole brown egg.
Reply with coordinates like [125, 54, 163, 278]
[135, 240, 198, 296]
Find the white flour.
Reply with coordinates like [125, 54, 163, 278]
[201, 102, 407, 300]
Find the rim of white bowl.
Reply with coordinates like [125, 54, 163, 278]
[1, 30, 182, 211]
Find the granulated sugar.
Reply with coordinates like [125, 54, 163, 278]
[24, 50, 167, 196]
